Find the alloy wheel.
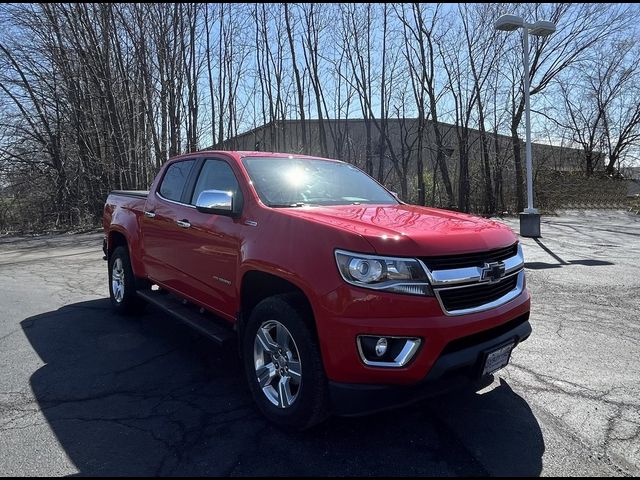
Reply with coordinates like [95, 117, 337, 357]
[253, 320, 302, 408]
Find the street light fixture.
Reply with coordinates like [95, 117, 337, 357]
[495, 14, 556, 238]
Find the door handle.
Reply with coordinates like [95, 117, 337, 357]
[176, 219, 191, 229]
[144, 211, 156, 218]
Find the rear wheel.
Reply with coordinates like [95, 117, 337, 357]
[242, 294, 329, 431]
[108, 246, 147, 314]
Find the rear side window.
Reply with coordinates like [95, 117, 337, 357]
[159, 160, 195, 202]
[191, 159, 242, 205]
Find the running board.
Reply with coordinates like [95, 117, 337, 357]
[137, 289, 235, 347]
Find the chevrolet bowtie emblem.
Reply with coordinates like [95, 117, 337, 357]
[481, 261, 506, 283]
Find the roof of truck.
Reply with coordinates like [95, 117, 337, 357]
[171, 150, 344, 163]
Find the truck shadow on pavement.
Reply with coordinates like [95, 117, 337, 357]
[21, 299, 544, 476]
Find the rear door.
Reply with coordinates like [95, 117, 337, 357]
[140, 158, 198, 292]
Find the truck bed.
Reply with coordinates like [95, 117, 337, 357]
[103, 191, 149, 238]
[110, 190, 149, 199]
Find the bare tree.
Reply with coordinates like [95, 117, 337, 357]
[395, 3, 454, 207]
[301, 3, 330, 157]
[460, 4, 505, 213]
[284, 4, 307, 154]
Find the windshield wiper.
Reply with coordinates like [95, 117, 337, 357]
[269, 202, 307, 208]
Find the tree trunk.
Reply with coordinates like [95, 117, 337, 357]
[284, 4, 307, 154]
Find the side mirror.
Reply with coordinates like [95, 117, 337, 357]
[195, 189, 235, 216]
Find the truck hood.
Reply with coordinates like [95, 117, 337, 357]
[280, 204, 517, 257]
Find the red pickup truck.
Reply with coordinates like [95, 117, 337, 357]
[103, 151, 531, 430]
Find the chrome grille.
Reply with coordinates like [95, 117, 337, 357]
[421, 243, 525, 315]
[437, 274, 519, 312]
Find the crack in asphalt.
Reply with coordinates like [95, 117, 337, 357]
[511, 363, 639, 410]
[107, 349, 181, 376]
[0, 329, 21, 344]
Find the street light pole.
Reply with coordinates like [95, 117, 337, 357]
[495, 14, 556, 237]
[522, 26, 535, 214]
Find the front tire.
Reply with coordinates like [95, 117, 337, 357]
[242, 294, 329, 431]
[108, 246, 146, 314]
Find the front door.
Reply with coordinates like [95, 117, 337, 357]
[174, 158, 244, 319]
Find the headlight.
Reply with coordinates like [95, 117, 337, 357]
[335, 250, 433, 296]
[348, 257, 384, 283]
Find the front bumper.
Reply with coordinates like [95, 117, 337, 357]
[315, 283, 531, 385]
[329, 312, 531, 416]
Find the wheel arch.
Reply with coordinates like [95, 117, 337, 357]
[108, 229, 129, 259]
[107, 227, 146, 279]
[238, 270, 317, 341]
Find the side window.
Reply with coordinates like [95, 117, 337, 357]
[159, 160, 195, 202]
[191, 159, 242, 205]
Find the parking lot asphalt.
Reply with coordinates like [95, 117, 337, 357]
[0, 210, 638, 476]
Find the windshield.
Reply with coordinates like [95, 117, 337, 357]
[242, 156, 399, 207]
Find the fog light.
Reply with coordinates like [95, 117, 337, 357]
[375, 338, 388, 357]
[357, 335, 422, 367]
